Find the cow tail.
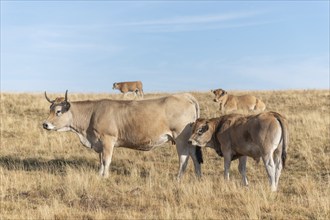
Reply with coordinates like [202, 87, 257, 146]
[192, 96, 202, 164]
[140, 88, 144, 98]
[272, 112, 288, 168]
[186, 93, 202, 164]
[139, 81, 144, 97]
[194, 99, 202, 164]
[183, 93, 200, 119]
[193, 96, 200, 119]
[188, 94, 200, 119]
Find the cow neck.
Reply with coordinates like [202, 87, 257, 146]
[221, 94, 229, 104]
[69, 101, 95, 133]
[211, 118, 224, 157]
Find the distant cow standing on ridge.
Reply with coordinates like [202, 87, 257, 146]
[113, 81, 144, 98]
[211, 88, 266, 113]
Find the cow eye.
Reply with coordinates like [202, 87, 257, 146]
[197, 125, 208, 135]
[197, 128, 204, 135]
[56, 110, 62, 116]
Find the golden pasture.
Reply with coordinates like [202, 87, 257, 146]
[0, 90, 329, 219]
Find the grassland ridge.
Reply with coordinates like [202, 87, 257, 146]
[1, 90, 329, 219]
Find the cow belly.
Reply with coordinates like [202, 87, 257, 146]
[116, 134, 171, 151]
[234, 142, 261, 158]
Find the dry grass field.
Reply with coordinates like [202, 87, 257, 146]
[1, 90, 329, 219]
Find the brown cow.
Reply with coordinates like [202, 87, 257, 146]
[211, 89, 266, 113]
[189, 112, 288, 191]
[113, 81, 144, 98]
[43, 90, 203, 179]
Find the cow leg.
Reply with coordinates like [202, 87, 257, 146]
[262, 154, 276, 191]
[139, 90, 144, 98]
[175, 123, 202, 179]
[273, 148, 283, 189]
[188, 145, 202, 178]
[100, 136, 116, 178]
[223, 153, 232, 181]
[176, 142, 190, 180]
[238, 156, 248, 186]
[98, 152, 104, 176]
[135, 89, 142, 99]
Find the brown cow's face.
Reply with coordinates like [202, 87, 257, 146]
[112, 83, 118, 90]
[212, 89, 227, 102]
[43, 91, 72, 132]
[189, 118, 213, 147]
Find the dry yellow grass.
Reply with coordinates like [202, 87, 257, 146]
[1, 90, 329, 219]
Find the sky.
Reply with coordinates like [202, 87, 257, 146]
[1, 1, 329, 93]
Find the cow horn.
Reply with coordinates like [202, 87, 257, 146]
[44, 91, 54, 103]
[64, 90, 68, 102]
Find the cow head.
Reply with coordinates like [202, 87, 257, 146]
[212, 89, 227, 102]
[43, 90, 72, 131]
[112, 83, 118, 90]
[189, 118, 214, 147]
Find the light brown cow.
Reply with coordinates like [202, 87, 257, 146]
[189, 112, 288, 191]
[43, 90, 203, 179]
[211, 89, 266, 113]
[113, 81, 144, 98]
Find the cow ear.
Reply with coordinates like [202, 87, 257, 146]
[62, 101, 71, 112]
[66, 102, 71, 110]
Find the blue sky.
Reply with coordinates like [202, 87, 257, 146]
[1, 1, 329, 93]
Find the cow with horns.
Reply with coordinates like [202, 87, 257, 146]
[43, 90, 203, 179]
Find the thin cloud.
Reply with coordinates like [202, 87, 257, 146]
[109, 10, 276, 33]
[4, 10, 271, 36]
[116, 11, 265, 26]
[137, 20, 277, 33]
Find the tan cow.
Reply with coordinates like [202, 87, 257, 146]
[211, 89, 266, 113]
[113, 81, 144, 98]
[189, 112, 288, 191]
[43, 90, 202, 179]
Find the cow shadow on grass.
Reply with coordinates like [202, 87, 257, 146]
[0, 156, 138, 176]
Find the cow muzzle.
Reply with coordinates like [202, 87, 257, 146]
[188, 139, 198, 146]
[43, 122, 55, 130]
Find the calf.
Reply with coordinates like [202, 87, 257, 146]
[189, 112, 288, 191]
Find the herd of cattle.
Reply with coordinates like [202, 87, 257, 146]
[43, 81, 288, 191]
